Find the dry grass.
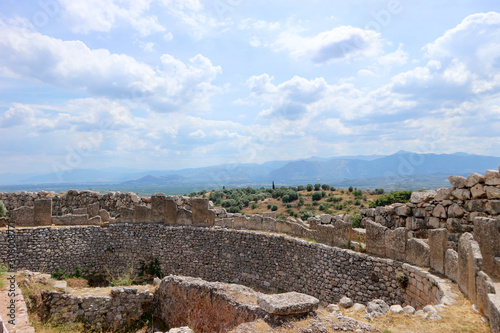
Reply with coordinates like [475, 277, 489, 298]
[343, 285, 490, 333]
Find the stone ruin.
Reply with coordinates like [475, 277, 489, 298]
[0, 166, 499, 332]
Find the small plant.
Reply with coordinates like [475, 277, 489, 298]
[347, 241, 354, 250]
[271, 204, 278, 211]
[51, 267, 67, 280]
[396, 272, 409, 289]
[106, 263, 137, 286]
[0, 263, 8, 288]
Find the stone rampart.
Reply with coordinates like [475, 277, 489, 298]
[0, 224, 448, 308]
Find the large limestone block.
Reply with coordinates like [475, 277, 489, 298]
[451, 188, 471, 200]
[429, 229, 448, 274]
[474, 217, 500, 277]
[164, 198, 178, 225]
[485, 200, 500, 215]
[118, 207, 135, 222]
[432, 204, 447, 218]
[445, 249, 458, 282]
[466, 173, 485, 187]
[410, 190, 436, 204]
[257, 292, 319, 315]
[405, 238, 430, 267]
[11, 206, 34, 227]
[457, 233, 473, 297]
[435, 188, 452, 201]
[485, 170, 500, 186]
[99, 209, 110, 222]
[87, 202, 100, 217]
[449, 175, 467, 188]
[476, 271, 495, 317]
[489, 293, 500, 333]
[471, 183, 487, 199]
[447, 203, 465, 218]
[151, 193, 167, 223]
[34, 198, 52, 226]
[192, 198, 213, 227]
[385, 227, 408, 261]
[486, 186, 500, 199]
[72, 208, 87, 215]
[135, 205, 152, 223]
[366, 220, 388, 257]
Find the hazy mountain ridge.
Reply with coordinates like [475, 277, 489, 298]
[1, 152, 499, 191]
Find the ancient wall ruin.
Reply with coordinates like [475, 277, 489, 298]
[0, 224, 449, 309]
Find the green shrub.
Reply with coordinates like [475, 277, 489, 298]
[312, 192, 322, 201]
[351, 213, 362, 228]
[314, 184, 321, 191]
[227, 206, 241, 213]
[300, 211, 314, 221]
[267, 203, 272, 209]
[306, 184, 313, 192]
[271, 204, 278, 211]
[369, 190, 412, 208]
[0, 200, 6, 218]
[251, 202, 258, 209]
[321, 184, 330, 190]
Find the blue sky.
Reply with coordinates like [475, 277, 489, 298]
[1, 0, 500, 175]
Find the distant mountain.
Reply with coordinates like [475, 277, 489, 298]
[268, 152, 500, 182]
[1, 152, 499, 192]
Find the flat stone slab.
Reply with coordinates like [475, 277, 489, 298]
[257, 291, 319, 316]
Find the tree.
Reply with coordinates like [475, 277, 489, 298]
[306, 184, 313, 191]
[312, 192, 322, 201]
[321, 184, 330, 190]
[348, 186, 353, 192]
[272, 181, 275, 190]
[314, 184, 321, 191]
[282, 194, 290, 203]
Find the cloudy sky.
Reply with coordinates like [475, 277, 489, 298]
[1, 0, 500, 175]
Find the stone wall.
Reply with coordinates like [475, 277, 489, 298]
[0, 224, 447, 308]
[360, 168, 500, 240]
[41, 287, 154, 331]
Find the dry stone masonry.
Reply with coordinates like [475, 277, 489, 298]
[0, 166, 500, 332]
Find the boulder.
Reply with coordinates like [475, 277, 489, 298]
[410, 190, 436, 204]
[403, 305, 415, 314]
[471, 184, 487, 199]
[449, 175, 467, 188]
[406, 238, 430, 267]
[485, 170, 500, 186]
[339, 296, 354, 308]
[486, 186, 500, 199]
[466, 173, 485, 187]
[366, 299, 389, 315]
[435, 188, 452, 201]
[390, 305, 404, 313]
[352, 303, 366, 312]
[257, 292, 319, 316]
[451, 189, 471, 200]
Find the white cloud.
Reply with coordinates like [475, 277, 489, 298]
[378, 44, 408, 68]
[59, 0, 166, 36]
[275, 26, 382, 64]
[239, 18, 280, 31]
[0, 22, 222, 112]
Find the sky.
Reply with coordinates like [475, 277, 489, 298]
[1, 0, 500, 175]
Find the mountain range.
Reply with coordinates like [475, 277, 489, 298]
[1, 151, 499, 193]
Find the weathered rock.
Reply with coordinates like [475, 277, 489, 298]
[474, 217, 500, 276]
[486, 186, 500, 199]
[390, 304, 403, 313]
[168, 327, 194, 333]
[471, 183, 487, 199]
[351, 303, 366, 312]
[488, 293, 500, 333]
[449, 175, 467, 188]
[34, 198, 52, 226]
[326, 304, 340, 312]
[485, 170, 500, 186]
[366, 220, 387, 257]
[445, 249, 458, 282]
[410, 190, 436, 204]
[257, 292, 319, 315]
[99, 209, 110, 222]
[476, 271, 495, 317]
[429, 229, 448, 274]
[448, 204, 465, 218]
[485, 200, 500, 215]
[339, 296, 354, 308]
[422, 305, 437, 314]
[466, 173, 485, 187]
[406, 238, 430, 267]
[451, 188, 471, 200]
[385, 227, 407, 261]
[366, 299, 389, 315]
[403, 305, 415, 314]
[435, 188, 452, 201]
[432, 204, 447, 218]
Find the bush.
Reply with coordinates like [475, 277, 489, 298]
[321, 184, 330, 190]
[314, 184, 321, 191]
[348, 186, 353, 192]
[306, 184, 313, 191]
[227, 206, 241, 213]
[297, 185, 305, 191]
[251, 202, 258, 209]
[282, 194, 290, 203]
[271, 204, 278, 211]
[369, 190, 412, 208]
[0, 201, 6, 218]
[312, 192, 322, 201]
[321, 190, 326, 197]
[351, 213, 362, 228]
[267, 203, 272, 209]
[300, 211, 314, 221]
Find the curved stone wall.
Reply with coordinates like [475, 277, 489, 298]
[0, 224, 447, 308]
